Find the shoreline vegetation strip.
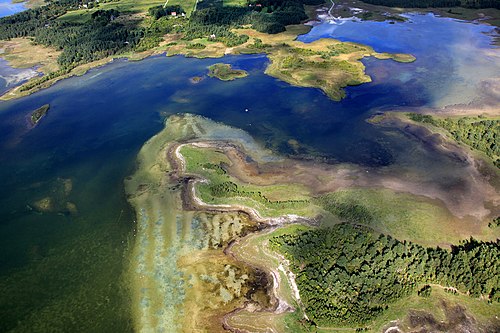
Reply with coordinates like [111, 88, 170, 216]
[126, 113, 500, 331]
[0, 0, 416, 101]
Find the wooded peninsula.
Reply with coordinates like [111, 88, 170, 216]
[0, 0, 416, 100]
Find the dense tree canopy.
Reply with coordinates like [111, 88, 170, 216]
[0, 0, 315, 69]
[0, 2, 139, 68]
[271, 224, 500, 326]
[140, 0, 311, 51]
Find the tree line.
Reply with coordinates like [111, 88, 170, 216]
[0, 0, 317, 70]
[270, 223, 500, 327]
[144, 0, 312, 48]
[0, 2, 140, 68]
[203, 180, 310, 210]
[408, 113, 500, 168]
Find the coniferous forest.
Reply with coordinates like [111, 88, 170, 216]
[1, 0, 498, 70]
[0, 0, 316, 69]
[270, 224, 500, 326]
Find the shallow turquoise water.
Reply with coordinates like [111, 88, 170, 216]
[0, 13, 498, 332]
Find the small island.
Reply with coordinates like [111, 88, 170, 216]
[207, 63, 248, 81]
[30, 104, 49, 126]
[189, 76, 204, 84]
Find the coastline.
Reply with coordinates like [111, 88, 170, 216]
[125, 113, 499, 330]
[368, 111, 500, 183]
[124, 114, 321, 332]
[0, 46, 162, 101]
[155, 127, 500, 332]
[0, 5, 417, 102]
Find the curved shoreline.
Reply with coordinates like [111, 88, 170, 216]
[126, 113, 500, 332]
[171, 142, 316, 226]
[168, 141, 314, 332]
[0, 5, 416, 102]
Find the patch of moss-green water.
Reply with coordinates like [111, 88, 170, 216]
[125, 114, 274, 332]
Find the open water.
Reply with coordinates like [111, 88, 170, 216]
[0, 0, 25, 18]
[0, 12, 498, 331]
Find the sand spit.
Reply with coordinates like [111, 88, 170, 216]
[176, 134, 499, 223]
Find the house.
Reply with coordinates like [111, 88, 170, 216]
[171, 12, 177, 16]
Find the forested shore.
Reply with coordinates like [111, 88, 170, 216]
[408, 113, 500, 168]
[271, 223, 500, 327]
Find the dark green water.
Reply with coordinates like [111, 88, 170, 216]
[0, 13, 498, 332]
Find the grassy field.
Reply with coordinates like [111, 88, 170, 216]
[59, 0, 166, 23]
[223, 0, 248, 6]
[316, 188, 471, 246]
[0, 38, 60, 74]
[165, 0, 198, 15]
[180, 145, 319, 218]
[366, 286, 500, 332]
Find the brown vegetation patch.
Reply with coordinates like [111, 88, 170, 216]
[0, 38, 60, 74]
[403, 301, 500, 333]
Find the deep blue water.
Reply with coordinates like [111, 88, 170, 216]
[0, 13, 498, 331]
